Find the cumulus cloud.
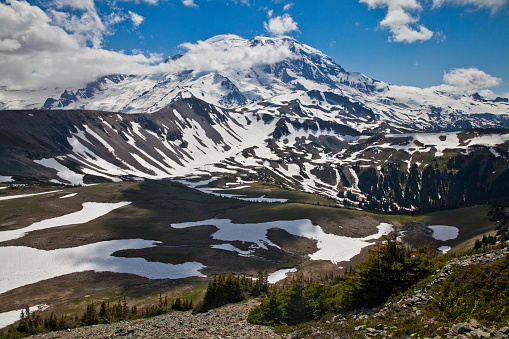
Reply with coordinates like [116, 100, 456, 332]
[49, 0, 106, 48]
[164, 36, 295, 73]
[360, 0, 434, 43]
[182, 0, 198, 8]
[129, 11, 145, 28]
[0, 1, 160, 90]
[432, 0, 508, 13]
[443, 67, 501, 90]
[264, 13, 299, 36]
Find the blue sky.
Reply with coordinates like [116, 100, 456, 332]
[1, 0, 508, 96]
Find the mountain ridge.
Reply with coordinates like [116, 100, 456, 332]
[1, 35, 509, 212]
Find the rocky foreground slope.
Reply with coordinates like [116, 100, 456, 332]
[27, 299, 286, 339]
[26, 248, 509, 339]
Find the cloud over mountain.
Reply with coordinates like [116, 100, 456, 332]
[444, 67, 501, 90]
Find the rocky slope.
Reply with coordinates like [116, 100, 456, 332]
[27, 299, 286, 339]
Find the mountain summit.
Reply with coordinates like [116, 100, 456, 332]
[1, 35, 509, 212]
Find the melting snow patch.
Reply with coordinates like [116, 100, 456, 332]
[0, 176, 14, 183]
[0, 190, 63, 201]
[438, 246, 451, 253]
[428, 225, 459, 241]
[0, 304, 49, 330]
[268, 268, 297, 284]
[59, 193, 77, 199]
[171, 219, 393, 264]
[0, 239, 206, 295]
[34, 158, 84, 186]
[0, 202, 131, 242]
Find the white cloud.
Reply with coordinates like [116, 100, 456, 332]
[360, 0, 434, 43]
[283, 3, 294, 11]
[231, 0, 251, 5]
[116, 0, 163, 4]
[267, 9, 274, 17]
[129, 11, 145, 27]
[164, 35, 295, 74]
[182, 0, 198, 8]
[433, 0, 508, 13]
[443, 67, 501, 90]
[0, 1, 160, 90]
[50, 0, 106, 48]
[263, 13, 299, 36]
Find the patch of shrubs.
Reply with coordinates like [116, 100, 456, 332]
[248, 237, 439, 326]
[434, 254, 509, 324]
[193, 271, 268, 314]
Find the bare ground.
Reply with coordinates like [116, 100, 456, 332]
[27, 299, 286, 339]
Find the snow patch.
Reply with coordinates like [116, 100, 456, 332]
[0, 239, 206, 295]
[0, 176, 14, 183]
[34, 158, 84, 185]
[268, 268, 297, 284]
[171, 219, 393, 264]
[438, 245, 451, 253]
[0, 304, 49, 330]
[0, 202, 131, 242]
[59, 193, 77, 199]
[0, 190, 63, 201]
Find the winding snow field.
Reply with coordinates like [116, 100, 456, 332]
[171, 219, 393, 264]
[0, 190, 63, 201]
[0, 202, 132, 243]
[0, 239, 206, 295]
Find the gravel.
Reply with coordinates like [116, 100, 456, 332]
[27, 299, 287, 339]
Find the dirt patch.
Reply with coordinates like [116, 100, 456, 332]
[317, 215, 380, 237]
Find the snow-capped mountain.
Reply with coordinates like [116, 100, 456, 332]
[1, 35, 509, 212]
[2, 34, 507, 129]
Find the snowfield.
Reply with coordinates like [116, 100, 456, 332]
[171, 219, 394, 264]
[0, 239, 206, 295]
[0, 202, 132, 243]
[0, 304, 49, 330]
